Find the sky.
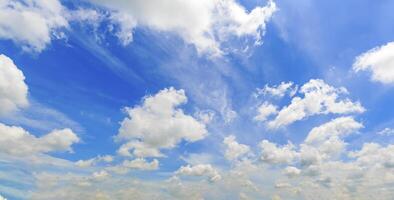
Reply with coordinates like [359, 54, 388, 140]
[1, 0, 394, 199]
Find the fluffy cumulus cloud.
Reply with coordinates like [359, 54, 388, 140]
[0, 194, 6, 200]
[88, 0, 277, 55]
[260, 140, 298, 164]
[0, 0, 68, 52]
[0, 54, 28, 115]
[0, 123, 79, 156]
[256, 81, 297, 98]
[266, 79, 365, 129]
[223, 135, 250, 161]
[353, 42, 394, 84]
[254, 101, 278, 122]
[175, 164, 221, 182]
[121, 158, 159, 171]
[116, 87, 208, 158]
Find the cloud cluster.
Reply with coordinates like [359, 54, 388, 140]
[0, 54, 28, 115]
[88, 0, 277, 56]
[116, 87, 207, 158]
[255, 79, 365, 128]
[353, 42, 394, 84]
[175, 164, 221, 182]
[0, 123, 79, 156]
[0, 0, 68, 52]
[223, 135, 250, 161]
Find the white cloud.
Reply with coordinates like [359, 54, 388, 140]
[353, 42, 394, 84]
[300, 117, 363, 165]
[0, 123, 79, 156]
[267, 79, 365, 129]
[377, 128, 394, 136]
[175, 164, 221, 182]
[0, 54, 28, 115]
[0, 194, 6, 200]
[0, 0, 68, 52]
[283, 166, 301, 178]
[254, 101, 278, 122]
[89, 0, 277, 56]
[256, 82, 297, 98]
[75, 155, 114, 168]
[223, 135, 250, 161]
[122, 158, 159, 171]
[349, 143, 394, 168]
[116, 87, 207, 158]
[260, 140, 298, 164]
[305, 117, 363, 145]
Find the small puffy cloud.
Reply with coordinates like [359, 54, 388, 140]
[0, 0, 68, 52]
[0, 123, 79, 156]
[116, 87, 207, 158]
[223, 135, 250, 161]
[260, 140, 298, 164]
[283, 166, 301, 178]
[75, 155, 114, 168]
[256, 82, 297, 98]
[175, 164, 221, 182]
[254, 102, 278, 122]
[89, 0, 277, 56]
[122, 158, 159, 171]
[267, 79, 365, 129]
[353, 42, 394, 84]
[92, 170, 110, 180]
[0, 194, 6, 200]
[0, 54, 28, 115]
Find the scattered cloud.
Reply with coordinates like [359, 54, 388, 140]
[256, 81, 297, 98]
[0, 123, 79, 156]
[88, 0, 277, 56]
[267, 79, 365, 129]
[353, 42, 394, 84]
[0, 0, 68, 52]
[0, 54, 28, 115]
[175, 164, 221, 182]
[223, 135, 251, 161]
[254, 101, 278, 122]
[116, 87, 207, 158]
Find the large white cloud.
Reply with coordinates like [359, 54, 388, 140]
[353, 42, 394, 84]
[0, 54, 28, 115]
[116, 87, 207, 158]
[267, 79, 365, 129]
[89, 0, 277, 56]
[0, 0, 68, 52]
[0, 123, 79, 156]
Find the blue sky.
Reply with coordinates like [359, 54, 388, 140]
[1, 0, 394, 199]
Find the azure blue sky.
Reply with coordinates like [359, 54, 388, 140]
[1, 0, 394, 199]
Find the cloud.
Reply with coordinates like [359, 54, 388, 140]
[283, 166, 301, 178]
[75, 155, 114, 168]
[256, 81, 297, 98]
[0, 194, 6, 200]
[175, 164, 221, 182]
[223, 135, 250, 161]
[267, 79, 365, 129]
[88, 0, 277, 56]
[349, 143, 394, 168]
[377, 128, 394, 136]
[0, 0, 68, 52]
[0, 54, 28, 115]
[260, 140, 298, 164]
[0, 123, 79, 156]
[121, 158, 159, 171]
[116, 87, 207, 158]
[254, 102, 278, 122]
[353, 42, 394, 84]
